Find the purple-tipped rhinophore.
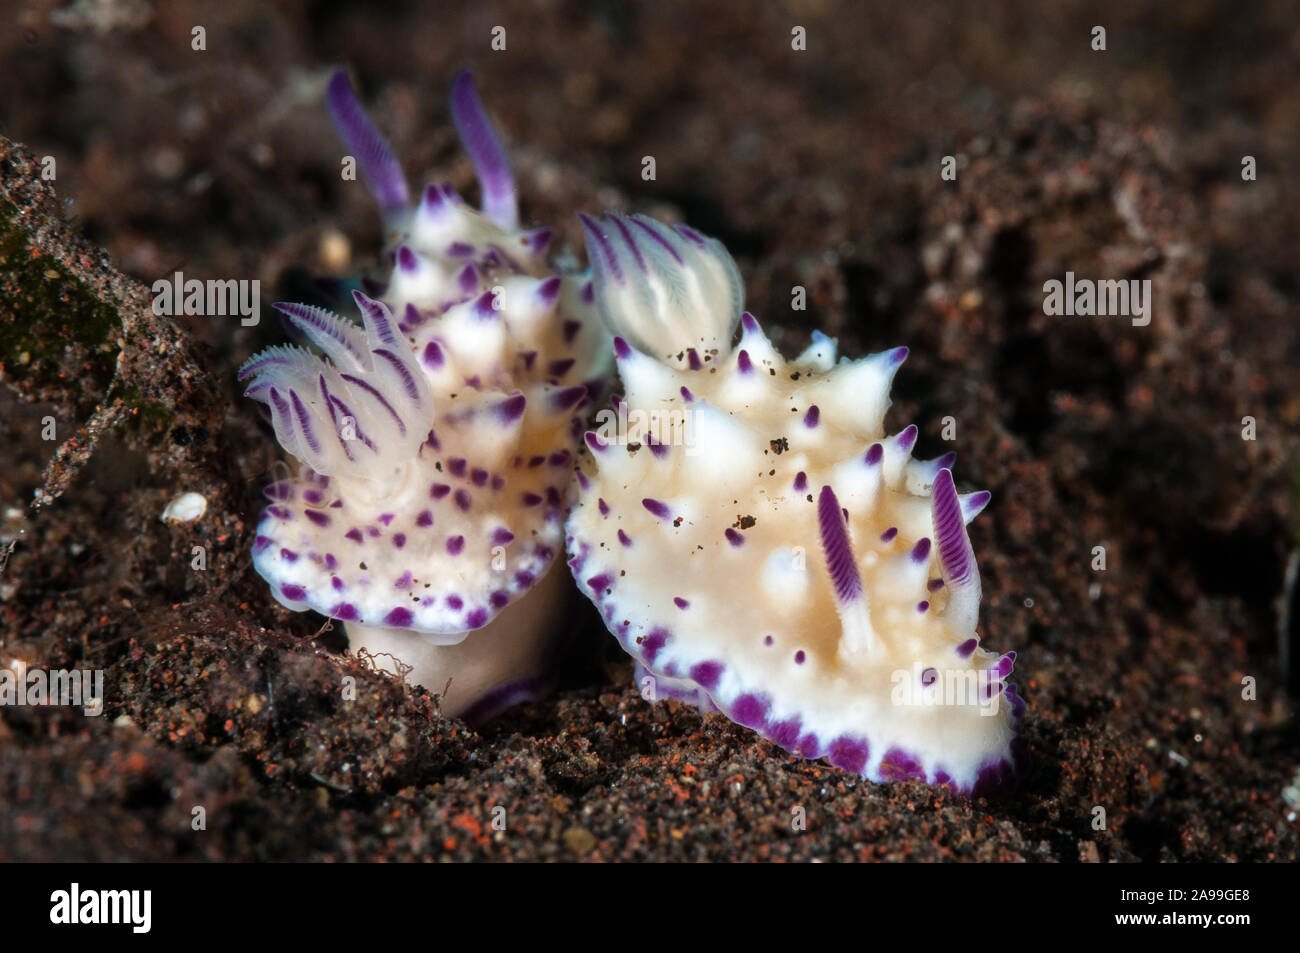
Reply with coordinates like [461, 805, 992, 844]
[326, 69, 409, 216]
[818, 485, 863, 605]
[450, 70, 517, 231]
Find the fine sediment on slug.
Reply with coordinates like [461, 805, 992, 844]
[567, 213, 1024, 795]
[239, 71, 610, 719]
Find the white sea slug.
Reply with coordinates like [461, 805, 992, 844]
[239, 71, 610, 721]
[567, 213, 1025, 795]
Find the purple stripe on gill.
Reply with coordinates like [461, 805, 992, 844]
[450, 70, 517, 231]
[673, 224, 705, 246]
[237, 351, 295, 382]
[325, 69, 409, 215]
[289, 390, 322, 455]
[609, 216, 648, 273]
[371, 348, 422, 403]
[578, 213, 624, 285]
[268, 387, 293, 439]
[351, 290, 400, 346]
[326, 394, 379, 454]
[628, 215, 684, 264]
[339, 373, 406, 436]
[273, 302, 366, 366]
[318, 375, 355, 461]
[818, 485, 863, 605]
[932, 468, 972, 585]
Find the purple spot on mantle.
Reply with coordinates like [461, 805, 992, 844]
[731, 694, 769, 729]
[329, 603, 357, 621]
[673, 596, 689, 609]
[879, 747, 926, 782]
[880, 526, 898, 543]
[384, 607, 413, 627]
[642, 498, 671, 520]
[690, 660, 722, 691]
[804, 405, 820, 428]
[794, 650, 806, 664]
[725, 528, 744, 547]
[641, 628, 669, 664]
[956, 638, 978, 658]
[280, 584, 307, 602]
[446, 535, 465, 555]
[392, 533, 406, 549]
[466, 608, 489, 629]
[827, 737, 869, 774]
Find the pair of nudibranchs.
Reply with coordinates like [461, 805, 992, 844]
[239, 70, 1025, 796]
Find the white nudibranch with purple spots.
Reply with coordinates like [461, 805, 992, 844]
[239, 71, 610, 722]
[567, 213, 1025, 796]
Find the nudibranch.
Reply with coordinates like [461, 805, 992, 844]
[238, 71, 610, 721]
[566, 213, 1024, 795]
